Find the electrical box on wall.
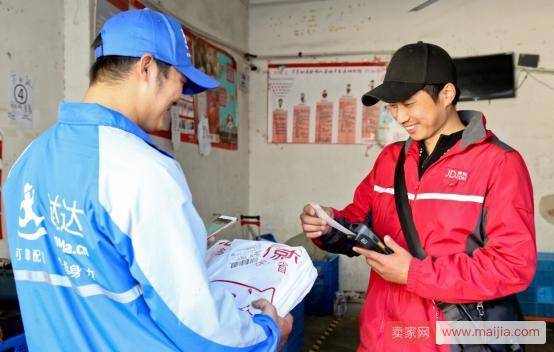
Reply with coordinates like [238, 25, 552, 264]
[518, 54, 540, 68]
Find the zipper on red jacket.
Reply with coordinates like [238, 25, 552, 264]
[412, 130, 490, 181]
[407, 145, 450, 326]
[432, 299, 440, 320]
[413, 145, 454, 183]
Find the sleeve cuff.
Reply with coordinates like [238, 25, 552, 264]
[252, 313, 280, 350]
[406, 258, 421, 293]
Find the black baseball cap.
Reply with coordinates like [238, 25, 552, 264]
[362, 42, 456, 106]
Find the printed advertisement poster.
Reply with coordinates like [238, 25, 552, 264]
[181, 33, 238, 150]
[267, 61, 390, 144]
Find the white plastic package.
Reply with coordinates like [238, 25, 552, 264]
[206, 239, 318, 317]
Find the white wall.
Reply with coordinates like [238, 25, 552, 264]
[0, 0, 66, 258]
[64, 0, 93, 102]
[249, 0, 554, 290]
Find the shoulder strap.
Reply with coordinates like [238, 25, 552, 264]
[394, 142, 427, 260]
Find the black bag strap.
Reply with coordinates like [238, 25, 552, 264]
[394, 142, 427, 260]
[392, 141, 524, 340]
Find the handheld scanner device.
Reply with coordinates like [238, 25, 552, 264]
[349, 223, 393, 255]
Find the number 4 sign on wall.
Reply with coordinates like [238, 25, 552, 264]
[8, 70, 33, 130]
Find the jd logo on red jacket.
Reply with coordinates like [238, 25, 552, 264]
[445, 169, 468, 182]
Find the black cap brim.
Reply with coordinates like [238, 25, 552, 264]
[361, 81, 425, 106]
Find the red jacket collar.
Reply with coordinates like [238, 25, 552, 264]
[404, 110, 492, 157]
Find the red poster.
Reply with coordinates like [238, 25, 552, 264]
[107, 0, 145, 10]
[206, 90, 220, 135]
[361, 80, 379, 142]
[362, 104, 380, 142]
[315, 90, 333, 143]
[338, 84, 356, 144]
[292, 94, 310, 143]
[272, 99, 288, 143]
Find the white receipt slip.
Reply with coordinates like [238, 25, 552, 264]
[310, 203, 355, 236]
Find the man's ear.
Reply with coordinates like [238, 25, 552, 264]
[137, 53, 155, 81]
[441, 83, 456, 107]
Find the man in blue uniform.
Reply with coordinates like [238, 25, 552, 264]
[3, 8, 291, 351]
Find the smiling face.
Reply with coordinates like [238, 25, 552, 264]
[135, 60, 186, 132]
[385, 83, 457, 142]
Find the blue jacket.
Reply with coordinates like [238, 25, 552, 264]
[3, 102, 279, 351]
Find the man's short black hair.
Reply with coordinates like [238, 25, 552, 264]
[89, 35, 171, 85]
[422, 83, 460, 106]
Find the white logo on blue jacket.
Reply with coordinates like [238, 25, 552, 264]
[17, 183, 47, 240]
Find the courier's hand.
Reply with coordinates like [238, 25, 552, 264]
[207, 236, 217, 247]
[299, 204, 332, 239]
[252, 299, 293, 350]
[353, 236, 413, 285]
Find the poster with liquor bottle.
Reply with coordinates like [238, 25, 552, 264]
[271, 98, 287, 143]
[361, 80, 380, 143]
[338, 84, 356, 144]
[292, 93, 310, 143]
[267, 61, 391, 144]
[315, 90, 333, 143]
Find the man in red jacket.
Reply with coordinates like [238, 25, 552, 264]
[300, 42, 536, 351]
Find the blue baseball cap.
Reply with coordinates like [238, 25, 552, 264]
[94, 8, 219, 95]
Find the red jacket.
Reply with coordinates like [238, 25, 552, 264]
[320, 111, 536, 351]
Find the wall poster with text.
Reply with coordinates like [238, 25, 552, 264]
[267, 61, 392, 145]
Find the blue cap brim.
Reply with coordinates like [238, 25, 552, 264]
[176, 65, 220, 94]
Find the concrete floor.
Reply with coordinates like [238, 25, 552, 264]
[301, 303, 361, 352]
[301, 304, 554, 352]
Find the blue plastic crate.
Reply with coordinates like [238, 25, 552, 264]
[537, 252, 554, 260]
[517, 286, 536, 302]
[0, 333, 28, 352]
[537, 253, 554, 271]
[536, 303, 554, 317]
[519, 302, 538, 316]
[517, 253, 554, 317]
[536, 286, 553, 304]
[531, 270, 550, 287]
[305, 255, 339, 316]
